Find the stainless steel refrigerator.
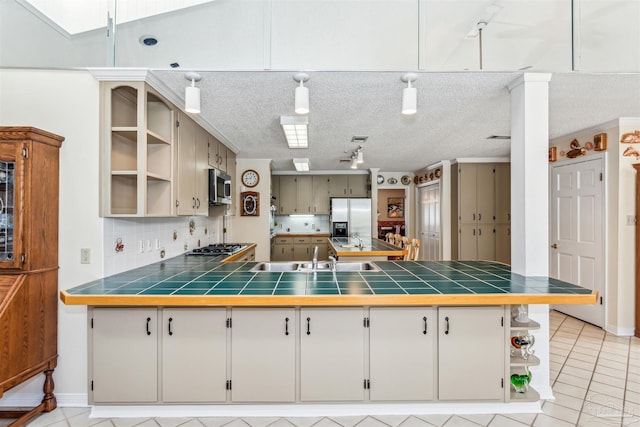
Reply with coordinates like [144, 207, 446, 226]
[330, 198, 372, 239]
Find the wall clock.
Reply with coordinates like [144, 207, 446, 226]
[241, 169, 260, 188]
[241, 191, 260, 216]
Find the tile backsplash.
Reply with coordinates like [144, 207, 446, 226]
[103, 214, 223, 276]
[274, 215, 330, 234]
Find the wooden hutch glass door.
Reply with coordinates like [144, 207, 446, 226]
[0, 143, 23, 269]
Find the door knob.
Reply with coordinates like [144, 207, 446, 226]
[551, 243, 558, 249]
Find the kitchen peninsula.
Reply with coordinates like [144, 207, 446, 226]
[328, 237, 405, 261]
[61, 248, 596, 416]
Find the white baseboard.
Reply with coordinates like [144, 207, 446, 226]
[90, 402, 542, 419]
[605, 323, 635, 337]
[0, 393, 88, 408]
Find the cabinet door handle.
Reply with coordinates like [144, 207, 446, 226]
[146, 317, 151, 336]
[285, 317, 290, 336]
[168, 317, 173, 336]
[423, 316, 428, 335]
[444, 316, 450, 335]
[306, 317, 311, 335]
[478, 228, 482, 236]
[478, 213, 482, 220]
[472, 229, 476, 236]
[196, 198, 200, 209]
[473, 213, 476, 221]
[192, 197, 196, 209]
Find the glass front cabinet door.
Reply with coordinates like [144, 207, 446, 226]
[0, 142, 23, 269]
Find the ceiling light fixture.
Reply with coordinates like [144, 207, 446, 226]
[350, 154, 358, 170]
[293, 73, 310, 115]
[280, 116, 309, 148]
[293, 158, 310, 172]
[184, 72, 201, 114]
[355, 145, 364, 164]
[401, 73, 417, 115]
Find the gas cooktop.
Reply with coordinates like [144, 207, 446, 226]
[188, 243, 248, 256]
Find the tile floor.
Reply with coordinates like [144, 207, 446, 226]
[5, 310, 640, 427]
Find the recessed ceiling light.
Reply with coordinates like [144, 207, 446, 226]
[139, 35, 158, 46]
[486, 135, 511, 140]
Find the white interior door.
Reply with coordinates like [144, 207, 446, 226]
[550, 157, 604, 327]
[418, 183, 440, 261]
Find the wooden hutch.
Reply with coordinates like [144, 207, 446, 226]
[0, 127, 63, 425]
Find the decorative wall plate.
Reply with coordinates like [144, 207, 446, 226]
[377, 175, 384, 184]
[435, 168, 442, 178]
[401, 175, 411, 185]
[387, 177, 397, 184]
[414, 176, 419, 184]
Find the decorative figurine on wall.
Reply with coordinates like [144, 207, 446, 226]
[623, 146, 640, 159]
[621, 130, 640, 144]
[594, 132, 607, 151]
[566, 139, 586, 159]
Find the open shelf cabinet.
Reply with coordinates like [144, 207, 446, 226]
[506, 305, 541, 403]
[101, 82, 175, 217]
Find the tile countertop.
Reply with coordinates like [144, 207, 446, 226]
[329, 237, 405, 257]
[60, 255, 597, 307]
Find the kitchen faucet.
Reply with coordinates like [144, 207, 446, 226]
[328, 256, 337, 272]
[312, 246, 319, 270]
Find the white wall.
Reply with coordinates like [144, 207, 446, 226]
[229, 159, 272, 262]
[550, 118, 640, 335]
[0, 69, 102, 404]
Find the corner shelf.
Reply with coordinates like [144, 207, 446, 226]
[510, 319, 540, 331]
[509, 388, 540, 402]
[510, 354, 540, 367]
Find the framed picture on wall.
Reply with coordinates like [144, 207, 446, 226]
[387, 197, 404, 218]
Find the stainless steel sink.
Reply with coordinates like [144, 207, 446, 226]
[250, 261, 379, 272]
[250, 262, 300, 272]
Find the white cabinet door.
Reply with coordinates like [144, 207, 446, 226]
[176, 115, 197, 215]
[348, 174, 369, 197]
[438, 306, 504, 401]
[194, 126, 209, 215]
[91, 308, 158, 403]
[312, 176, 330, 214]
[161, 308, 227, 403]
[369, 307, 436, 401]
[300, 308, 365, 401]
[231, 308, 296, 402]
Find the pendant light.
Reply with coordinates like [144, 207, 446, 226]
[350, 154, 358, 169]
[401, 73, 417, 115]
[293, 73, 310, 115]
[185, 72, 201, 114]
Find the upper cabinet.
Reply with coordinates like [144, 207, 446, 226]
[100, 81, 236, 218]
[176, 114, 209, 216]
[329, 175, 369, 198]
[100, 82, 175, 217]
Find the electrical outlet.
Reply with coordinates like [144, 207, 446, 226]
[80, 248, 90, 264]
[628, 215, 637, 226]
[139, 240, 144, 253]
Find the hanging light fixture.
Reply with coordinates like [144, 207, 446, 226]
[355, 145, 364, 164]
[350, 154, 358, 169]
[293, 73, 310, 115]
[401, 73, 417, 115]
[185, 72, 201, 114]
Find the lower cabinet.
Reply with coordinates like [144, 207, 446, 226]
[438, 306, 505, 401]
[369, 307, 436, 401]
[300, 308, 366, 401]
[91, 308, 158, 403]
[89, 305, 515, 405]
[230, 308, 296, 402]
[161, 308, 227, 403]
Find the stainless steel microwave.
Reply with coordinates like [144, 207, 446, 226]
[209, 169, 232, 205]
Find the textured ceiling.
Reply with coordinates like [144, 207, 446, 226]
[152, 70, 640, 172]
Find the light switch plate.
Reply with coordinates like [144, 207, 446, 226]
[80, 248, 90, 264]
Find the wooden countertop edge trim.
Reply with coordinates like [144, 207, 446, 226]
[221, 244, 257, 262]
[274, 234, 331, 238]
[59, 291, 597, 307]
[335, 250, 404, 256]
